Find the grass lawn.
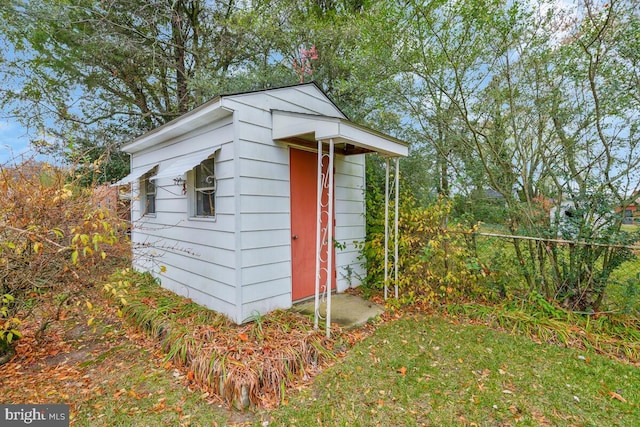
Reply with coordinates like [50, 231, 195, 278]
[3, 285, 638, 426]
[264, 315, 640, 426]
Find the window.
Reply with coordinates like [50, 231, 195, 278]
[194, 157, 215, 217]
[141, 171, 156, 215]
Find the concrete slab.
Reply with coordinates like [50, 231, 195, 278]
[291, 293, 385, 328]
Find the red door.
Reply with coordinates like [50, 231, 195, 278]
[290, 148, 335, 300]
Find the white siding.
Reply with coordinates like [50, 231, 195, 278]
[334, 154, 366, 292]
[222, 88, 348, 319]
[223, 85, 345, 121]
[128, 115, 240, 321]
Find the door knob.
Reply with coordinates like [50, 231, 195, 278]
[292, 235, 299, 240]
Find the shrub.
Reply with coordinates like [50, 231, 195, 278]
[0, 159, 128, 363]
[362, 197, 494, 305]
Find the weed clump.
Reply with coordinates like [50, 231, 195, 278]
[107, 269, 341, 408]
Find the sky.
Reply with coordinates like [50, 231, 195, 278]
[0, 39, 37, 165]
[0, 119, 34, 165]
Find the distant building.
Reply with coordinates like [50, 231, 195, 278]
[91, 183, 130, 223]
[615, 193, 640, 224]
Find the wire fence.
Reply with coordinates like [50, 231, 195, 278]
[447, 229, 640, 251]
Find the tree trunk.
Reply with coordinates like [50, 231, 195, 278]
[172, 1, 189, 114]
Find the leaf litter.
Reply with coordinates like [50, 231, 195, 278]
[1, 271, 380, 424]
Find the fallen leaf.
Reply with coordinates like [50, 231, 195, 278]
[608, 391, 627, 403]
[397, 366, 407, 375]
[238, 332, 249, 342]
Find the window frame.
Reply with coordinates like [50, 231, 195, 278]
[191, 156, 216, 219]
[140, 170, 157, 216]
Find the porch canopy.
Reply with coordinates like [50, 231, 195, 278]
[272, 110, 409, 157]
[273, 110, 408, 337]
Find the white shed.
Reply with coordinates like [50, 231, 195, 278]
[116, 83, 408, 324]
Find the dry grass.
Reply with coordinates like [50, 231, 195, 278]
[444, 297, 640, 365]
[111, 269, 356, 409]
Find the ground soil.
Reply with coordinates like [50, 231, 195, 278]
[0, 295, 255, 426]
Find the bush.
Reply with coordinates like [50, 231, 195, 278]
[362, 197, 495, 305]
[0, 160, 128, 363]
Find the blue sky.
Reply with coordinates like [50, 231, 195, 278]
[0, 119, 34, 164]
[0, 37, 37, 164]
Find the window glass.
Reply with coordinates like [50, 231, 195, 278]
[194, 157, 215, 216]
[142, 173, 156, 215]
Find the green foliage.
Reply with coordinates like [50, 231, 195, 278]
[357, 0, 640, 313]
[446, 295, 640, 362]
[605, 260, 640, 316]
[466, 232, 522, 299]
[1, 294, 22, 354]
[452, 192, 508, 225]
[362, 196, 492, 305]
[1, 0, 375, 176]
[620, 273, 640, 315]
[468, 224, 640, 313]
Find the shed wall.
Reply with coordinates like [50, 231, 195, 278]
[129, 116, 239, 319]
[221, 88, 366, 322]
[334, 154, 367, 292]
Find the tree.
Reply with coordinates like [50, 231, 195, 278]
[360, 0, 640, 311]
[537, 0, 640, 309]
[1, 0, 377, 182]
[1, 0, 252, 181]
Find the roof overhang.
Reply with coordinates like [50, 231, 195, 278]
[121, 98, 233, 154]
[272, 110, 409, 157]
